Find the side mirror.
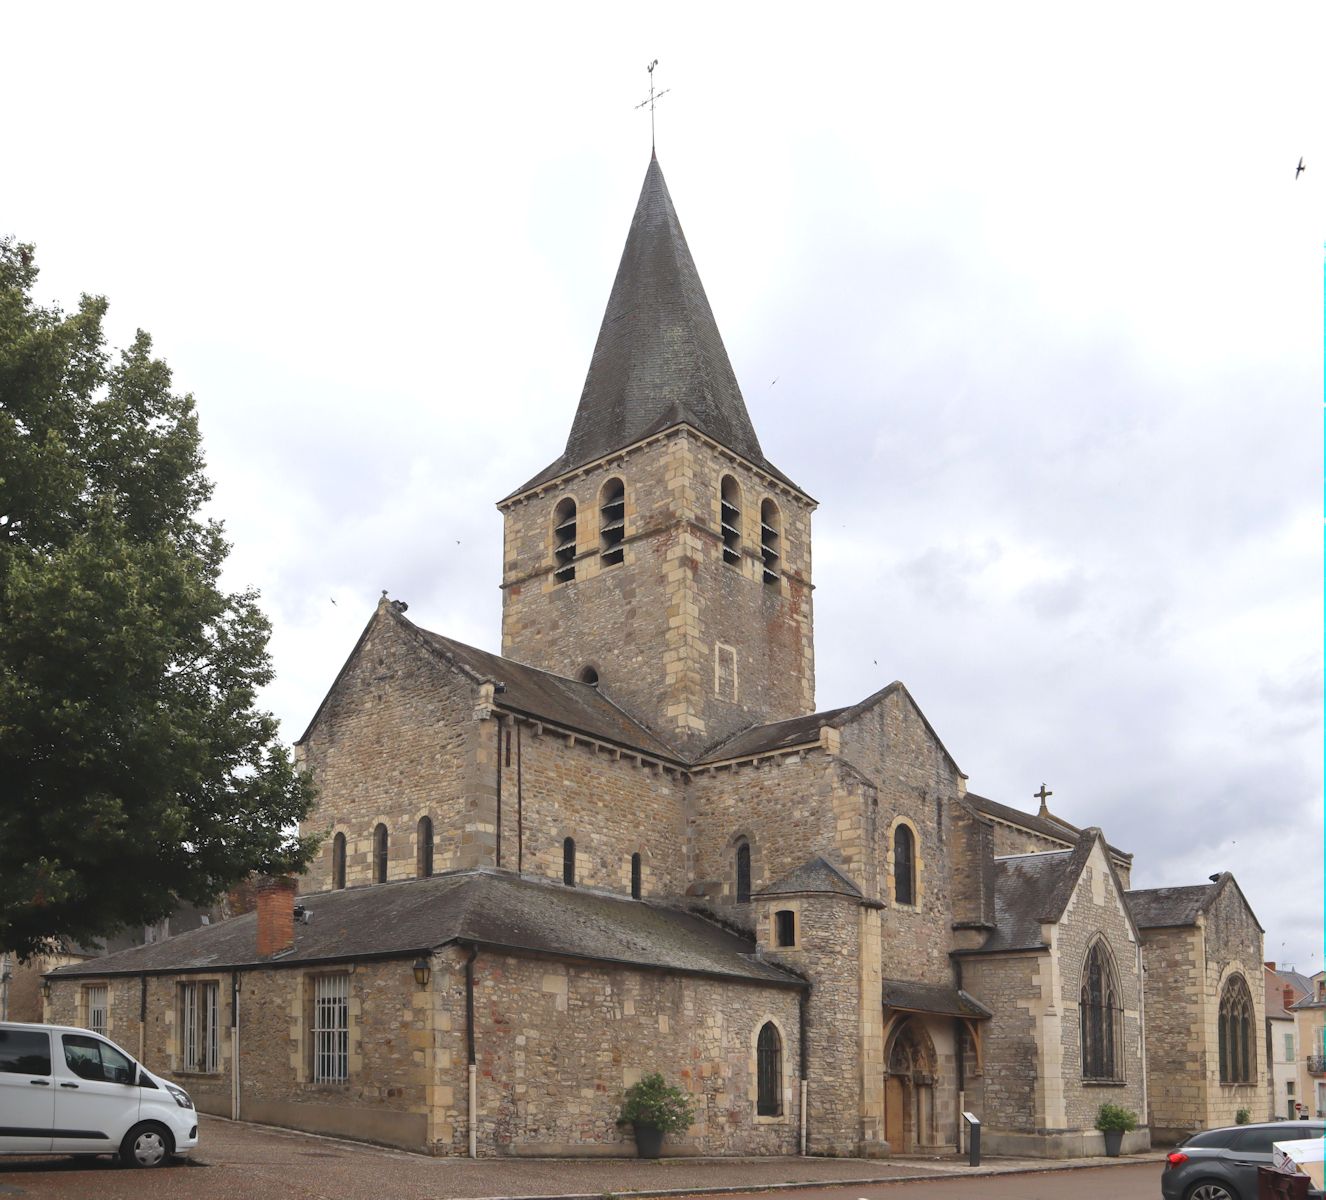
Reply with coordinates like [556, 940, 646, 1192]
[110, 1065, 133, 1085]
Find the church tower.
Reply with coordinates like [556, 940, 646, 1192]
[498, 156, 815, 752]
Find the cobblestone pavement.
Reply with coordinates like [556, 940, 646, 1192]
[0, 1115, 1167, 1200]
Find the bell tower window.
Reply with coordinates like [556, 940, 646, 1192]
[599, 478, 625, 566]
[553, 498, 577, 584]
[760, 499, 781, 585]
[720, 475, 742, 566]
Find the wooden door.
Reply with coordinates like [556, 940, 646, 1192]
[885, 1076, 906, 1150]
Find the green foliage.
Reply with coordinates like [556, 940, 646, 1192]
[1095, 1102, 1138, 1133]
[618, 1073, 695, 1134]
[1235, 1108, 1251, 1124]
[0, 238, 317, 960]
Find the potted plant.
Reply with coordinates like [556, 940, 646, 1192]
[1235, 1108, 1251, 1125]
[618, 1073, 694, 1158]
[1095, 1102, 1138, 1157]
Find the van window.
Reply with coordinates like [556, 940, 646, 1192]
[0, 1028, 51, 1075]
[62, 1033, 133, 1084]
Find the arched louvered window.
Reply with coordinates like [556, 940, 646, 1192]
[563, 837, 576, 887]
[373, 823, 388, 884]
[1219, 974, 1255, 1083]
[631, 852, 642, 900]
[417, 816, 433, 878]
[599, 478, 625, 566]
[553, 497, 577, 583]
[331, 832, 346, 890]
[757, 1022, 782, 1116]
[1080, 940, 1121, 1080]
[736, 840, 751, 904]
[760, 499, 781, 585]
[893, 824, 915, 906]
[720, 475, 742, 566]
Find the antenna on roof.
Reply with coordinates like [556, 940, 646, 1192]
[635, 59, 671, 153]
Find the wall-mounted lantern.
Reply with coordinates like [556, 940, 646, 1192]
[412, 958, 432, 988]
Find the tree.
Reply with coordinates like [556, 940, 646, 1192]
[0, 238, 316, 960]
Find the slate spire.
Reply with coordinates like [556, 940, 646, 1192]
[562, 155, 767, 472]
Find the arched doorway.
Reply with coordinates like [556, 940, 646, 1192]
[884, 1019, 937, 1152]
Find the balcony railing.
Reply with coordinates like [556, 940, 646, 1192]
[1306, 1055, 1326, 1075]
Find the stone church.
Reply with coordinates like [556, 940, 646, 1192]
[47, 154, 1267, 1158]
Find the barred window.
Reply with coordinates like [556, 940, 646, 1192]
[312, 975, 350, 1084]
[1219, 974, 1255, 1083]
[1080, 940, 1121, 1080]
[757, 1022, 782, 1116]
[180, 981, 219, 1073]
[84, 984, 107, 1035]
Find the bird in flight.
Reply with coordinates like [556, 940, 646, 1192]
[1296, 157, 1306, 179]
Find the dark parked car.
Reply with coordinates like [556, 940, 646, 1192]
[1161, 1121, 1325, 1200]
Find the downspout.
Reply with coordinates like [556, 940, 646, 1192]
[495, 716, 503, 868]
[953, 956, 965, 1154]
[231, 972, 241, 1121]
[516, 723, 524, 875]
[798, 989, 809, 1155]
[465, 945, 479, 1158]
[139, 975, 148, 1063]
[1137, 945, 1148, 1130]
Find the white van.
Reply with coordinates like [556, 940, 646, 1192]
[0, 1021, 198, 1167]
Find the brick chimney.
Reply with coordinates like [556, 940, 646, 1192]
[256, 876, 298, 957]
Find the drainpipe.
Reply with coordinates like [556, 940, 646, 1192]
[798, 989, 809, 1155]
[231, 972, 241, 1121]
[139, 975, 148, 1063]
[516, 723, 524, 876]
[465, 946, 479, 1158]
[494, 716, 503, 869]
[1137, 946, 1148, 1131]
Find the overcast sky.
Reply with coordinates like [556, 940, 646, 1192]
[8, 2, 1323, 971]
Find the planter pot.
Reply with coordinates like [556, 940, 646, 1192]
[633, 1124, 664, 1158]
[1102, 1129, 1124, 1157]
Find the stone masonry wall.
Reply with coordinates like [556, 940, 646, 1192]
[1201, 883, 1267, 1128]
[1053, 841, 1146, 1132]
[299, 610, 479, 892]
[1138, 924, 1207, 1138]
[461, 949, 802, 1157]
[499, 720, 688, 897]
[499, 430, 813, 751]
[956, 953, 1040, 1130]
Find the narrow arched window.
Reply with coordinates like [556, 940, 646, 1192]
[373, 823, 388, 884]
[760, 499, 781, 585]
[562, 837, 576, 887]
[757, 1022, 782, 1116]
[417, 816, 434, 878]
[736, 840, 751, 904]
[553, 497, 577, 583]
[1080, 940, 1121, 1080]
[720, 475, 742, 566]
[893, 824, 915, 906]
[1220, 974, 1255, 1083]
[599, 478, 625, 566]
[630, 852, 642, 900]
[332, 832, 346, 890]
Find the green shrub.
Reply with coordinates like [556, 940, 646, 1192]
[1096, 1103, 1139, 1133]
[1235, 1108, 1251, 1125]
[618, 1074, 695, 1133]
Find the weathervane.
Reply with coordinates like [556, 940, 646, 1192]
[635, 59, 671, 152]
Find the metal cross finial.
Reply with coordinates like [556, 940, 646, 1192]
[1034, 783, 1053, 814]
[635, 59, 671, 152]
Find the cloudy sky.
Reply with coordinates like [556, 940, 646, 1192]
[9, 3, 1323, 970]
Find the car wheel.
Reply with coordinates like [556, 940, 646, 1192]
[1184, 1182, 1236, 1200]
[119, 1122, 173, 1168]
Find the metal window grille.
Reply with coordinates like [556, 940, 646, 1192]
[756, 1022, 782, 1116]
[312, 975, 349, 1084]
[180, 981, 219, 1072]
[85, 985, 107, 1035]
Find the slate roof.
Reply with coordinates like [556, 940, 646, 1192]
[413, 623, 676, 759]
[1124, 884, 1218, 929]
[967, 792, 1133, 862]
[46, 871, 804, 989]
[755, 857, 863, 899]
[972, 840, 1094, 954]
[701, 709, 848, 761]
[511, 156, 800, 498]
[1266, 967, 1310, 1021]
[883, 980, 993, 1020]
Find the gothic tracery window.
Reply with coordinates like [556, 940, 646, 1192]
[1219, 974, 1254, 1084]
[756, 1022, 782, 1116]
[1080, 940, 1121, 1080]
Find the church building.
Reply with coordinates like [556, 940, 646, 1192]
[46, 154, 1266, 1158]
